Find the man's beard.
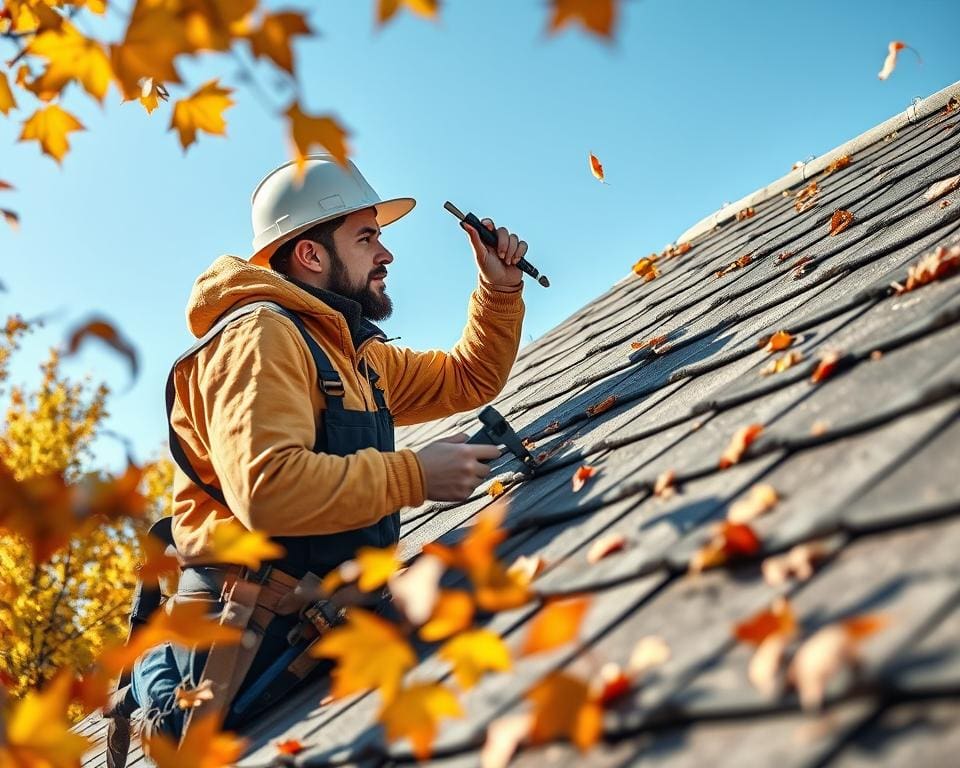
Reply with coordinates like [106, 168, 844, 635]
[327, 250, 393, 322]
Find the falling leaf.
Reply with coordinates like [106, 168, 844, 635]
[312, 608, 416, 702]
[735, 207, 756, 222]
[138, 77, 170, 114]
[923, 174, 960, 201]
[482, 714, 533, 768]
[821, 154, 852, 177]
[628, 635, 671, 677]
[527, 672, 602, 750]
[0, 672, 91, 767]
[170, 79, 234, 150]
[811, 350, 843, 384]
[109, 1, 189, 100]
[878, 41, 921, 80]
[727, 484, 779, 524]
[588, 152, 605, 182]
[145, 711, 246, 768]
[734, 597, 798, 646]
[653, 469, 677, 499]
[718, 424, 763, 469]
[764, 330, 794, 353]
[376, 0, 440, 25]
[892, 245, 960, 293]
[789, 615, 888, 710]
[571, 464, 597, 492]
[19, 104, 85, 163]
[761, 350, 804, 376]
[320, 557, 361, 595]
[136, 530, 180, 584]
[794, 182, 818, 213]
[64, 316, 139, 378]
[276, 739, 305, 755]
[389, 553, 445, 626]
[522, 597, 590, 655]
[762, 540, 830, 586]
[828, 209, 854, 236]
[287, 102, 351, 175]
[380, 683, 462, 760]
[175, 678, 215, 709]
[488, 480, 506, 498]
[0, 70, 17, 115]
[2, 208, 20, 230]
[548, 0, 617, 39]
[440, 629, 512, 689]
[354, 545, 401, 591]
[690, 521, 762, 574]
[26, 22, 113, 102]
[419, 590, 475, 642]
[586, 532, 627, 564]
[246, 11, 311, 73]
[207, 519, 285, 571]
[585, 395, 616, 416]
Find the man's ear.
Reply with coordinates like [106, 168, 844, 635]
[293, 239, 324, 274]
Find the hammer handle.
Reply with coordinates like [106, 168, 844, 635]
[463, 212, 541, 281]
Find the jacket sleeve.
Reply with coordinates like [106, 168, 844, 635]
[194, 312, 425, 537]
[366, 280, 525, 427]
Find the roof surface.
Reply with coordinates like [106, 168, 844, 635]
[79, 79, 960, 767]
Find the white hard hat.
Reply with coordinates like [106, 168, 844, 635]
[249, 154, 415, 267]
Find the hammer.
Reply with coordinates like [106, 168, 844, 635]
[466, 406, 538, 471]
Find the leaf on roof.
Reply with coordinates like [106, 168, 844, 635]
[627, 635, 671, 677]
[588, 152, 605, 182]
[275, 739, 305, 755]
[727, 484, 779, 524]
[811, 350, 843, 384]
[419, 590, 475, 642]
[761, 350, 804, 376]
[821, 154, 853, 177]
[734, 597, 798, 646]
[923, 174, 960, 201]
[762, 540, 830, 587]
[475, 561, 535, 612]
[482, 714, 533, 768]
[718, 423, 763, 469]
[389, 552, 445, 626]
[735, 207, 755, 221]
[631, 255, 660, 281]
[793, 181, 819, 212]
[891, 244, 960, 294]
[507, 554, 547, 583]
[791, 255, 814, 279]
[527, 672, 603, 751]
[585, 395, 617, 416]
[488, 480, 506, 498]
[653, 468, 677, 499]
[764, 330, 794, 353]
[571, 464, 597, 492]
[828, 209, 855, 236]
[379, 682, 463, 760]
[522, 596, 590, 655]
[631, 333, 667, 350]
[586, 532, 627, 563]
[789, 614, 889, 710]
[878, 41, 920, 80]
[715, 254, 752, 278]
[592, 664, 630, 705]
[440, 629, 512, 689]
[689, 521, 762, 574]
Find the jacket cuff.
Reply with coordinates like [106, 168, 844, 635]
[384, 449, 426, 510]
[475, 279, 525, 311]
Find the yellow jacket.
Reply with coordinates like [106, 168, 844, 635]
[169, 256, 525, 560]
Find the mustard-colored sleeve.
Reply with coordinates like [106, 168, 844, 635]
[367, 281, 525, 427]
[196, 312, 425, 537]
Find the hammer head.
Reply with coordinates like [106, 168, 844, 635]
[466, 406, 537, 470]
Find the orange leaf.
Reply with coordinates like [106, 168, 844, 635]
[842, 613, 889, 641]
[482, 714, 533, 768]
[507, 554, 546, 584]
[762, 540, 830, 586]
[727, 484, 779, 524]
[588, 151, 605, 182]
[488, 479, 506, 498]
[19, 104, 85, 163]
[246, 11, 311, 74]
[735, 207, 755, 222]
[734, 596, 797, 646]
[715, 254, 752, 278]
[145, 711, 246, 768]
[594, 662, 631, 704]
[522, 596, 590, 656]
[0, 70, 17, 115]
[631, 333, 667, 351]
[760, 350, 804, 376]
[689, 521, 761, 574]
[354, 545, 401, 591]
[585, 395, 616, 416]
[631, 255, 659, 280]
[175, 679, 214, 709]
[893, 245, 960, 293]
[138, 77, 170, 114]
[439, 629, 511, 689]
[25, 21, 113, 103]
[276, 739, 305, 755]
[136, 530, 180, 584]
[1, 209, 17, 231]
[170, 79, 234, 151]
[376, 0, 439, 26]
[474, 561, 534, 612]
[379, 683, 462, 761]
[793, 181, 818, 212]
[548, 0, 617, 39]
[586, 532, 626, 564]
[878, 41, 921, 80]
[810, 350, 842, 384]
[65, 316, 138, 377]
[653, 469, 677, 499]
[821, 154, 852, 177]
[526, 672, 602, 751]
[925, 175, 960, 201]
[207, 518, 286, 571]
[718, 424, 763, 469]
[764, 330, 794, 353]
[571, 465, 597, 492]
[287, 102, 351, 174]
[828, 209, 854, 236]
[419, 590, 475, 642]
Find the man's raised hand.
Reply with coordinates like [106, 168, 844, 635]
[460, 218, 527, 286]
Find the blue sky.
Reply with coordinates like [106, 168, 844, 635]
[0, 0, 956, 470]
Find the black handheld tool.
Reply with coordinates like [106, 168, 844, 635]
[444, 201, 550, 287]
[466, 406, 539, 471]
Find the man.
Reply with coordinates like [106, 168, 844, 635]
[124, 154, 527, 747]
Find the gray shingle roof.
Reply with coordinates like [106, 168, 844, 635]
[78, 79, 960, 767]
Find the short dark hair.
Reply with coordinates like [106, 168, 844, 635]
[269, 214, 348, 275]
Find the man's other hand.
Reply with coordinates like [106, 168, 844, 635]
[416, 433, 501, 501]
[461, 218, 526, 287]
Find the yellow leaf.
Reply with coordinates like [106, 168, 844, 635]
[170, 78, 234, 150]
[26, 22, 113, 102]
[207, 518, 285, 570]
[19, 104, 85, 163]
[0, 70, 17, 115]
[247, 11, 311, 74]
[139, 77, 170, 114]
[548, 0, 617, 39]
[488, 479, 506, 498]
[136, 529, 180, 584]
[145, 711, 246, 768]
[286, 102, 351, 174]
[180, 0, 257, 52]
[522, 597, 590, 656]
[379, 683, 462, 761]
[110, 1, 189, 99]
[0, 671, 91, 768]
[727, 484, 779, 525]
[311, 608, 416, 702]
[419, 590, 475, 642]
[355, 544, 401, 591]
[527, 672, 602, 751]
[377, 0, 439, 25]
[439, 629, 511, 689]
[474, 560, 534, 612]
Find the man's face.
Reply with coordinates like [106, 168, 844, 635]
[323, 208, 394, 321]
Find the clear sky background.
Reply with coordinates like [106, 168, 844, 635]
[0, 0, 957, 471]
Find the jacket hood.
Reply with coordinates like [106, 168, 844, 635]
[186, 255, 350, 338]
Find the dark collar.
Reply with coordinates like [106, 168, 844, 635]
[283, 275, 385, 348]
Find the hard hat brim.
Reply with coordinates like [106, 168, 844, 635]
[249, 196, 416, 268]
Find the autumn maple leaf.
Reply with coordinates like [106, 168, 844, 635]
[440, 629, 512, 688]
[548, 0, 618, 40]
[19, 104, 85, 163]
[0, 71, 17, 115]
[527, 672, 603, 750]
[522, 597, 590, 655]
[65, 316, 139, 378]
[246, 11, 311, 74]
[377, 0, 440, 26]
[145, 711, 246, 768]
[379, 683, 462, 760]
[206, 518, 286, 571]
[171, 79, 235, 150]
[286, 102, 351, 174]
[419, 590, 476, 642]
